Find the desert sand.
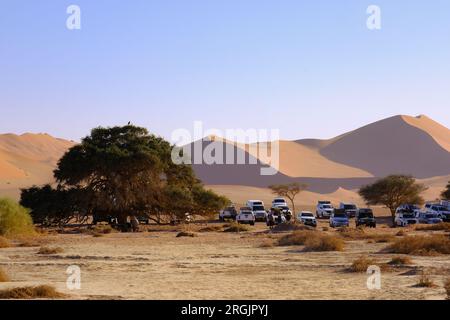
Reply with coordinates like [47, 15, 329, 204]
[0, 222, 448, 300]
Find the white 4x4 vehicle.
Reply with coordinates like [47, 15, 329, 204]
[272, 198, 288, 207]
[316, 201, 334, 219]
[425, 204, 450, 222]
[395, 205, 419, 227]
[236, 207, 255, 225]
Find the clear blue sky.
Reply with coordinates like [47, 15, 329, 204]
[1, 0, 449, 142]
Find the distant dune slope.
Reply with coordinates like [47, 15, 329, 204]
[319, 115, 450, 178]
[0, 133, 74, 199]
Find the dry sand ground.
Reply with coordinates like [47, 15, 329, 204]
[1, 218, 449, 300]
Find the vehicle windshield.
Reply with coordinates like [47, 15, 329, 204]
[334, 213, 347, 218]
[301, 212, 313, 217]
[403, 213, 415, 218]
[359, 210, 373, 218]
[252, 205, 265, 211]
[273, 199, 285, 203]
[322, 205, 332, 209]
[425, 214, 436, 219]
[241, 211, 252, 214]
[344, 205, 356, 210]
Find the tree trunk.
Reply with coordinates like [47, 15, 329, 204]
[390, 208, 396, 227]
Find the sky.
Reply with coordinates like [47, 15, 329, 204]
[0, 0, 449, 143]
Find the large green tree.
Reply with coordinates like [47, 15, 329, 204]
[441, 181, 450, 200]
[21, 125, 228, 226]
[359, 175, 427, 225]
[268, 182, 307, 215]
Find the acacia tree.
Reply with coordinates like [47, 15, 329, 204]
[441, 182, 450, 200]
[268, 182, 307, 215]
[21, 125, 228, 227]
[359, 175, 427, 225]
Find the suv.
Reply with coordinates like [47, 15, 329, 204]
[339, 203, 358, 218]
[272, 198, 288, 207]
[417, 211, 443, 224]
[394, 206, 419, 227]
[355, 208, 376, 228]
[297, 211, 317, 227]
[236, 207, 255, 225]
[426, 204, 450, 222]
[330, 209, 349, 228]
[251, 204, 267, 222]
[316, 201, 334, 219]
[219, 205, 238, 221]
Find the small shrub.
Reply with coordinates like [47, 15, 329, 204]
[0, 268, 10, 282]
[278, 230, 344, 252]
[322, 227, 329, 232]
[223, 223, 250, 233]
[388, 256, 412, 266]
[198, 225, 223, 233]
[259, 240, 275, 248]
[416, 223, 450, 232]
[371, 234, 395, 243]
[37, 246, 64, 255]
[444, 279, 450, 300]
[0, 285, 65, 299]
[92, 225, 114, 234]
[349, 256, 376, 273]
[176, 231, 197, 238]
[396, 230, 406, 236]
[385, 235, 450, 255]
[0, 198, 35, 237]
[0, 236, 10, 248]
[414, 271, 435, 288]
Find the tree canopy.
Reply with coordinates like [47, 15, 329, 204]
[268, 182, 307, 215]
[21, 125, 228, 226]
[441, 181, 450, 200]
[359, 175, 427, 225]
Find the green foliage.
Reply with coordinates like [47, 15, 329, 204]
[359, 175, 427, 224]
[0, 198, 35, 237]
[20, 125, 229, 227]
[441, 181, 450, 200]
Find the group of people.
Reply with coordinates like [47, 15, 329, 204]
[266, 207, 292, 228]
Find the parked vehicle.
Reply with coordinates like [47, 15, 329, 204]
[394, 206, 419, 227]
[246, 200, 264, 208]
[297, 211, 317, 227]
[272, 197, 288, 207]
[425, 204, 450, 222]
[236, 207, 255, 225]
[329, 209, 349, 228]
[339, 203, 358, 218]
[137, 215, 150, 224]
[417, 211, 443, 224]
[251, 204, 267, 222]
[355, 208, 376, 228]
[219, 205, 238, 221]
[316, 201, 334, 219]
[92, 213, 117, 225]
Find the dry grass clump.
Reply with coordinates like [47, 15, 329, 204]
[176, 231, 197, 238]
[388, 256, 412, 266]
[0, 285, 65, 299]
[92, 225, 114, 234]
[415, 223, 450, 232]
[348, 256, 377, 272]
[259, 240, 275, 248]
[198, 225, 223, 233]
[223, 223, 250, 233]
[337, 227, 394, 243]
[396, 230, 406, 236]
[0, 236, 10, 248]
[271, 224, 312, 233]
[37, 246, 64, 255]
[322, 227, 329, 231]
[414, 271, 436, 288]
[0, 267, 10, 282]
[444, 279, 450, 300]
[385, 235, 450, 255]
[278, 230, 344, 252]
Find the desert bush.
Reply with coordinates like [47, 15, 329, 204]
[259, 240, 275, 248]
[198, 225, 223, 233]
[444, 279, 450, 300]
[271, 224, 312, 233]
[37, 246, 64, 255]
[176, 231, 197, 238]
[322, 227, 329, 232]
[416, 223, 450, 232]
[385, 235, 450, 255]
[388, 256, 412, 266]
[337, 227, 394, 242]
[92, 225, 114, 234]
[0, 267, 10, 282]
[0, 285, 65, 299]
[278, 230, 344, 252]
[223, 223, 250, 233]
[396, 230, 406, 236]
[0, 236, 10, 248]
[0, 198, 35, 237]
[349, 256, 376, 272]
[415, 271, 435, 288]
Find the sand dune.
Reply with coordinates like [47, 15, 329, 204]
[402, 115, 450, 152]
